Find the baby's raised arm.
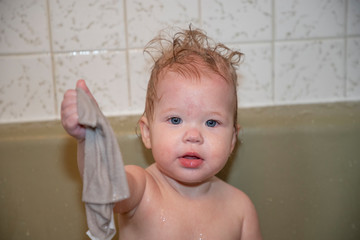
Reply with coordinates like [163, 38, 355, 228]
[114, 165, 147, 215]
[61, 80, 147, 216]
[61, 79, 94, 176]
[61, 80, 88, 141]
[241, 195, 263, 240]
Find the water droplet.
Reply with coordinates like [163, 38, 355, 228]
[160, 209, 166, 223]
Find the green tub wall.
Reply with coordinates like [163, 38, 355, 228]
[1, 102, 359, 240]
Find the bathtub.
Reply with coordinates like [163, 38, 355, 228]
[0, 102, 359, 240]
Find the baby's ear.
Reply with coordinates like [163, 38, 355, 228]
[139, 116, 152, 149]
[230, 124, 241, 153]
[236, 124, 241, 135]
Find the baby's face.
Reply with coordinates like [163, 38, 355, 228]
[146, 70, 238, 184]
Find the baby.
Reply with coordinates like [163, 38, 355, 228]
[61, 27, 262, 240]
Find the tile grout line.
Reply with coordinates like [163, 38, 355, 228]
[1, 36, 359, 58]
[45, 0, 58, 118]
[123, 0, 132, 109]
[344, 0, 348, 99]
[198, 0, 202, 27]
[271, 0, 276, 105]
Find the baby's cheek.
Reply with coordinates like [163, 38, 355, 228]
[152, 141, 172, 160]
[210, 137, 233, 159]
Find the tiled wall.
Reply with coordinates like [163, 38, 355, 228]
[1, 0, 359, 124]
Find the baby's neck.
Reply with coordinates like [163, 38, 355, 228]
[161, 171, 216, 199]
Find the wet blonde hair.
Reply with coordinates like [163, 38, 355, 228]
[143, 26, 243, 128]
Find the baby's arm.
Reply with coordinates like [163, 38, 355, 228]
[61, 80, 147, 215]
[241, 195, 263, 240]
[114, 165, 147, 215]
[61, 79, 91, 176]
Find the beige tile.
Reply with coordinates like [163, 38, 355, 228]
[49, 0, 126, 52]
[54, 50, 128, 116]
[0, 0, 50, 54]
[0, 0, 358, 125]
[230, 43, 273, 107]
[128, 49, 153, 113]
[0, 55, 55, 123]
[202, 0, 272, 43]
[347, 0, 360, 35]
[275, 39, 345, 104]
[275, 0, 345, 40]
[347, 37, 360, 100]
[126, 0, 199, 48]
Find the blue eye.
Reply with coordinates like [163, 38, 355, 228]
[169, 117, 182, 125]
[206, 120, 218, 127]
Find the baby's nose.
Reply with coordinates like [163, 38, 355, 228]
[183, 128, 204, 144]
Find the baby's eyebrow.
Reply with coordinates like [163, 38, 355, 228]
[163, 107, 178, 112]
[159, 107, 180, 115]
[207, 111, 224, 117]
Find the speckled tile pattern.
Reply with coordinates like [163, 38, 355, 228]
[128, 49, 153, 111]
[49, 0, 126, 52]
[0, 0, 359, 123]
[275, 0, 345, 39]
[231, 43, 273, 107]
[0, 54, 55, 122]
[126, 0, 199, 48]
[54, 50, 129, 115]
[275, 39, 345, 104]
[0, 0, 50, 54]
[202, 0, 272, 43]
[347, 37, 360, 99]
[348, 0, 360, 35]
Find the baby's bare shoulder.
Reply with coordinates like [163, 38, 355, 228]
[214, 178, 251, 201]
[213, 179, 257, 215]
[214, 179, 262, 239]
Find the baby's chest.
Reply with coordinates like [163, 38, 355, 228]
[127, 200, 242, 239]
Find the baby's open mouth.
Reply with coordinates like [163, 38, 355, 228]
[183, 155, 200, 159]
[179, 153, 203, 168]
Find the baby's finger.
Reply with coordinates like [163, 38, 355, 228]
[61, 110, 85, 139]
[76, 79, 98, 106]
[61, 102, 78, 120]
[61, 90, 77, 111]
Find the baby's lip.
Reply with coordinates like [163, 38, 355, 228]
[181, 152, 203, 160]
[179, 152, 204, 168]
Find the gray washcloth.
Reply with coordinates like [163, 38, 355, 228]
[76, 87, 130, 240]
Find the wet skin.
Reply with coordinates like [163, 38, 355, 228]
[114, 71, 262, 240]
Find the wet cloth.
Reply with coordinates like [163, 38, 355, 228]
[76, 87, 130, 240]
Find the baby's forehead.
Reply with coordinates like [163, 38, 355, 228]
[155, 70, 237, 110]
[158, 64, 231, 87]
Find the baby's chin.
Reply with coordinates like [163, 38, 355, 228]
[169, 172, 217, 187]
[175, 168, 223, 185]
[155, 162, 218, 185]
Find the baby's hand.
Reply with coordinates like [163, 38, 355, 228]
[61, 79, 95, 140]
